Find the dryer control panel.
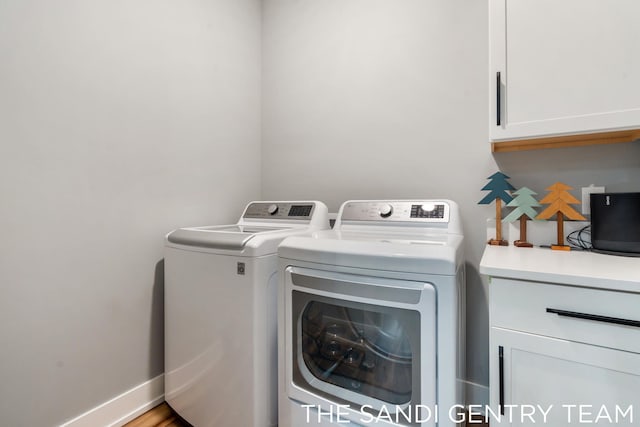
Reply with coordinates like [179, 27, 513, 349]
[243, 202, 316, 220]
[340, 200, 450, 223]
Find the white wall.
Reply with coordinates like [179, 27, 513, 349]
[262, 0, 494, 395]
[0, 1, 261, 426]
[3, 1, 639, 424]
[261, 0, 640, 401]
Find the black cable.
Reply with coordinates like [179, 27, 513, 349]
[566, 224, 592, 250]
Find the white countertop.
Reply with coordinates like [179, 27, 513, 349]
[479, 245, 640, 293]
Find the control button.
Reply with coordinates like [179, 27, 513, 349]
[379, 204, 393, 218]
[421, 203, 436, 212]
[267, 204, 279, 215]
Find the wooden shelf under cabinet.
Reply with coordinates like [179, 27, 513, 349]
[491, 128, 640, 153]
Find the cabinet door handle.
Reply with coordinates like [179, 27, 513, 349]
[496, 71, 501, 126]
[546, 308, 640, 328]
[498, 345, 505, 415]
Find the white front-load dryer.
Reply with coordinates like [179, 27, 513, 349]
[277, 200, 465, 427]
[164, 201, 329, 427]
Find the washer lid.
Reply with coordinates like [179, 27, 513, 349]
[167, 225, 289, 250]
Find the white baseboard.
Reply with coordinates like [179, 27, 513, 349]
[465, 380, 489, 408]
[59, 374, 164, 427]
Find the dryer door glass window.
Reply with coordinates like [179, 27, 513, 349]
[292, 291, 421, 409]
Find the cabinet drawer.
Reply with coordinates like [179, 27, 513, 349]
[491, 278, 640, 354]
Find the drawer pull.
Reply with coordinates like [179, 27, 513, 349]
[546, 308, 640, 328]
[496, 71, 502, 126]
[498, 345, 505, 415]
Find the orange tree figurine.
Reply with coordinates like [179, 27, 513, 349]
[479, 172, 514, 246]
[503, 187, 540, 247]
[536, 182, 586, 250]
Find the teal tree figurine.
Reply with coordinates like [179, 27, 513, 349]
[503, 187, 540, 247]
[479, 172, 514, 246]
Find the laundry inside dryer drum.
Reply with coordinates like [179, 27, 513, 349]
[300, 300, 415, 405]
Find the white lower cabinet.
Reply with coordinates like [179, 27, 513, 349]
[490, 327, 640, 426]
[488, 278, 640, 426]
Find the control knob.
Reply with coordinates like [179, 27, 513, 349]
[379, 204, 393, 218]
[267, 204, 279, 215]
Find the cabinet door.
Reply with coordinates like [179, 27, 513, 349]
[489, 0, 640, 141]
[490, 327, 640, 426]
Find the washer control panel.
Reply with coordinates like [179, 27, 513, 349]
[243, 202, 315, 220]
[341, 201, 450, 223]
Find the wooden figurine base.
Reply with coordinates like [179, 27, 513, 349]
[488, 239, 509, 246]
[514, 240, 533, 248]
[551, 245, 571, 251]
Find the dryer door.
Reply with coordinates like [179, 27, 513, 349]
[283, 266, 436, 425]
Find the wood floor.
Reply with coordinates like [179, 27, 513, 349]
[124, 403, 190, 427]
[126, 402, 489, 427]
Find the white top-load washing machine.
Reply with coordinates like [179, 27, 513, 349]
[164, 201, 329, 427]
[278, 200, 465, 427]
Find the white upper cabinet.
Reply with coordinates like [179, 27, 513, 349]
[489, 0, 640, 142]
